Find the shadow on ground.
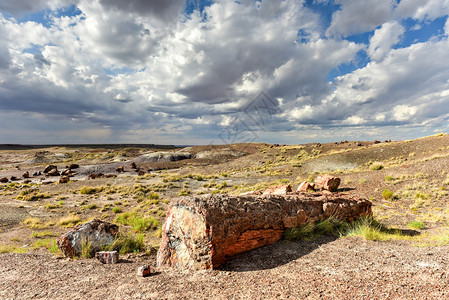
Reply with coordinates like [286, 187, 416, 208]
[221, 235, 338, 272]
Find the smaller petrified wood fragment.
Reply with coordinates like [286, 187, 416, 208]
[157, 194, 371, 271]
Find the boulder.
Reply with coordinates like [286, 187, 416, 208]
[157, 194, 372, 270]
[137, 265, 151, 277]
[43, 165, 57, 173]
[297, 181, 315, 192]
[262, 184, 292, 195]
[47, 169, 60, 176]
[67, 164, 79, 169]
[61, 169, 71, 176]
[87, 173, 104, 179]
[0, 177, 8, 183]
[10, 176, 18, 181]
[59, 176, 70, 184]
[116, 166, 125, 173]
[130, 162, 137, 169]
[96, 251, 119, 264]
[57, 219, 119, 258]
[33, 171, 41, 176]
[315, 175, 340, 192]
[137, 169, 145, 176]
[22, 171, 30, 178]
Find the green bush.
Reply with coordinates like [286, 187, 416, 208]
[115, 212, 159, 232]
[109, 232, 145, 254]
[382, 188, 394, 200]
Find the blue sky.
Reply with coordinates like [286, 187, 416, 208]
[1, 0, 449, 145]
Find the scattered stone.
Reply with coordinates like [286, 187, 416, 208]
[57, 219, 119, 258]
[137, 265, 152, 277]
[61, 169, 71, 176]
[137, 169, 145, 176]
[87, 173, 104, 179]
[103, 174, 117, 178]
[23, 179, 31, 184]
[316, 143, 321, 147]
[67, 164, 79, 169]
[297, 181, 315, 192]
[357, 143, 363, 147]
[0, 177, 8, 183]
[43, 165, 57, 174]
[47, 169, 60, 176]
[96, 251, 119, 264]
[130, 162, 137, 169]
[32, 171, 42, 176]
[315, 175, 341, 192]
[262, 184, 292, 195]
[22, 171, 30, 178]
[374, 140, 381, 144]
[157, 194, 372, 270]
[116, 166, 125, 173]
[59, 176, 70, 184]
[10, 176, 18, 181]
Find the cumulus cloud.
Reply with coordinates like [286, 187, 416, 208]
[326, 0, 395, 37]
[0, 0, 71, 16]
[368, 21, 405, 62]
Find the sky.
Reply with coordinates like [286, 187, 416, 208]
[0, 0, 449, 145]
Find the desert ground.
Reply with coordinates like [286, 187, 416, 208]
[1, 134, 449, 299]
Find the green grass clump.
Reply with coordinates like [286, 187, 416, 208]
[382, 188, 394, 200]
[284, 218, 348, 241]
[112, 207, 122, 213]
[57, 215, 81, 228]
[0, 245, 28, 254]
[407, 221, 425, 230]
[31, 231, 58, 238]
[115, 212, 159, 232]
[109, 232, 145, 254]
[370, 163, 384, 170]
[81, 238, 93, 258]
[148, 192, 159, 200]
[79, 186, 104, 195]
[17, 189, 52, 201]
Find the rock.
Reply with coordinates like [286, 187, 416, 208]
[130, 162, 137, 169]
[33, 171, 41, 176]
[10, 176, 18, 181]
[87, 173, 104, 179]
[61, 169, 71, 176]
[103, 174, 117, 178]
[23, 179, 31, 184]
[116, 166, 125, 173]
[43, 165, 57, 173]
[59, 176, 70, 184]
[22, 171, 30, 178]
[316, 143, 321, 147]
[0, 177, 8, 183]
[374, 140, 381, 144]
[137, 265, 151, 277]
[262, 184, 292, 195]
[67, 164, 79, 169]
[314, 175, 341, 192]
[157, 194, 372, 270]
[296, 181, 315, 192]
[57, 219, 119, 258]
[47, 169, 60, 176]
[357, 143, 363, 147]
[137, 169, 145, 176]
[96, 251, 119, 264]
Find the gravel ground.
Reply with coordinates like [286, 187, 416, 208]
[1, 237, 448, 299]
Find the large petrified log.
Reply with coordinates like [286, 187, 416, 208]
[157, 193, 372, 270]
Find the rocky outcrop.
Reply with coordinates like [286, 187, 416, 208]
[157, 194, 372, 271]
[133, 152, 192, 163]
[315, 175, 340, 192]
[57, 219, 119, 258]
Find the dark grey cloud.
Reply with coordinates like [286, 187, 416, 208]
[99, 0, 185, 22]
[0, 0, 72, 17]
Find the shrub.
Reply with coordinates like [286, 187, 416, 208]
[22, 217, 45, 229]
[148, 192, 159, 200]
[370, 162, 384, 170]
[79, 186, 103, 195]
[81, 238, 93, 258]
[284, 218, 347, 241]
[382, 188, 394, 200]
[0, 245, 27, 254]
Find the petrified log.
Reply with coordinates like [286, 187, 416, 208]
[315, 175, 340, 192]
[157, 193, 372, 270]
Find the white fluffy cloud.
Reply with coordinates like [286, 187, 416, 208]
[368, 21, 405, 62]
